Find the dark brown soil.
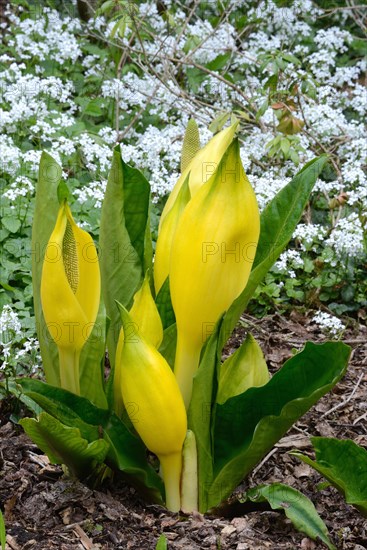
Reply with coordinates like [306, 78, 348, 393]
[1, 312, 366, 550]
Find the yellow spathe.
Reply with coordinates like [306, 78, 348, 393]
[154, 123, 239, 294]
[41, 202, 100, 393]
[170, 139, 260, 408]
[113, 274, 163, 416]
[117, 303, 187, 511]
[129, 273, 163, 349]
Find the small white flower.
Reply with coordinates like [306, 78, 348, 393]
[0, 305, 22, 342]
[274, 250, 304, 273]
[312, 311, 345, 337]
[324, 214, 365, 260]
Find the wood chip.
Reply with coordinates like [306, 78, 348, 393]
[4, 494, 17, 519]
[221, 525, 236, 536]
[275, 434, 310, 448]
[61, 506, 73, 525]
[6, 535, 21, 550]
[73, 524, 95, 550]
[26, 451, 50, 468]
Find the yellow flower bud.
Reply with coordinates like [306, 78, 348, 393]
[170, 139, 260, 408]
[154, 123, 239, 294]
[116, 303, 187, 511]
[129, 273, 163, 349]
[114, 273, 163, 415]
[41, 202, 100, 394]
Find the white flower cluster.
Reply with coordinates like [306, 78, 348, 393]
[0, 69, 75, 134]
[274, 250, 304, 278]
[7, 8, 82, 63]
[293, 224, 326, 251]
[324, 214, 365, 262]
[74, 180, 107, 209]
[13, 337, 39, 362]
[313, 27, 352, 53]
[187, 21, 237, 64]
[312, 311, 345, 337]
[78, 133, 113, 174]
[0, 305, 22, 344]
[0, 305, 41, 373]
[22, 149, 47, 171]
[249, 173, 290, 211]
[2, 175, 34, 201]
[0, 135, 22, 175]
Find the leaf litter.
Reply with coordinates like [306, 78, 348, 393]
[0, 312, 366, 549]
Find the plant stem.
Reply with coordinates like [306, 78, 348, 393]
[174, 335, 201, 410]
[58, 347, 81, 395]
[159, 452, 183, 513]
[181, 430, 198, 513]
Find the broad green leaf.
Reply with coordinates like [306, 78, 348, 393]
[264, 74, 278, 91]
[0, 281, 15, 291]
[155, 277, 175, 330]
[32, 152, 62, 386]
[123, 159, 152, 270]
[280, 137, 290, 155]
[2, 216, 20, 233]
[103, 413, 164, 504]
[9, 384, 44, 417]
[0, 509, 5, 550]
[97, 0, 115, 15]
[181, 118, 200, 173]
[244, 483, 335, 550]
[84, 99, 104, 117]
[220, 155, 328, 349]
[159, 323, 177, 368]
[206, 52, 231, 71]
[282, 52, 301, 65]
[291, 437, 367, 517]
[100, 147, 151, 370]
[216, 333, 269, 405]
[255, 99, 268, 120]
[20, 412, 109, 479]
[208, 342, 350, 511]
[208, 111, 230, 134]
[16, 378, 164, 501]
[15, 378, 105, 441]
[79, 298, 108, 409]
[186, 67, 208, 93]
[188, 321, 222, 512]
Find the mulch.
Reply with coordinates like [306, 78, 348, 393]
[1, 312, 366, 549]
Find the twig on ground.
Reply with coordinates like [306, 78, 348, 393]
[251, 447, 278, 476]
[353, 411, 367, 426]
[320, 372, 364, 419]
